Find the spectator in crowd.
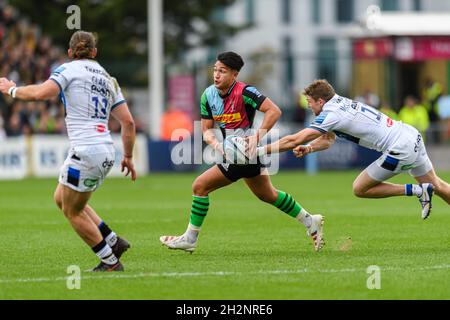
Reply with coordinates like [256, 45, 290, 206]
[380, 102, 398, 120]
[5, 100, 31, 136]
[399, 95, 429, 139]
[293, 92, 308, 124]
[0, 4, 68, 137]
[355, 89, 381, 109]
[422, 78, 443, 143]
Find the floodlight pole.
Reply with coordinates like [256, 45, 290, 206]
[148, 0, 164, 139]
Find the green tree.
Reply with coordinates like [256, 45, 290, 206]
[9, 0, 243, 85]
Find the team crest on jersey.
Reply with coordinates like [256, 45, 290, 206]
[230, 101, 236, 112]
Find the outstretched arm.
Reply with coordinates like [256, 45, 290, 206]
[259, 128, 324, 155]
[111, 103, 137, 181]
[293, 132, 336, 157]
[0, 78, 60, 101]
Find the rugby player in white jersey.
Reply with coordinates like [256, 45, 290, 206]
[0, 31, 137, 272]
[257, 79, 450, 219]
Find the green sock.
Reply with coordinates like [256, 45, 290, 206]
[189, 195, 209, 227]
[272, 190, 302, 218]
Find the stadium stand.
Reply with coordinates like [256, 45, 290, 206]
[0, 4, 66, 136]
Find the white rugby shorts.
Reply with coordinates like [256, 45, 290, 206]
[59, 144, 116, 192]
[367, 124, 433, 182]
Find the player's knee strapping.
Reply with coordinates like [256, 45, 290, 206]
[190, 195, 209, 227]
[273, 190, 302, 218]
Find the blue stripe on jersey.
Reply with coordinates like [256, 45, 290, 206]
[111, 100, 126, 110]
[309, 125, 327, 134]
[60, 90, 67, 115]
[245, 86, 263, 98]
[313, 112, 328, 125]
[52, 66, 66, 75]
[50, 79, 66, 116]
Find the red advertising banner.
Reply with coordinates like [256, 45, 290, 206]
[395, 37, 450, 61]
[354, 37, 450, 61]
[168, 75, 196, 113]
[353, 38, 393, 60]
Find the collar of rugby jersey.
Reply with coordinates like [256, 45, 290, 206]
[219, 80, 238, 99]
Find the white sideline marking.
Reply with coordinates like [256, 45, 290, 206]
[1, 264, 450, 284]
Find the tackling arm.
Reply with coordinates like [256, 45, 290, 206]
[293, 131, 336, 157]
[307, 131, 336, 152]
[262, 128, 324, 155]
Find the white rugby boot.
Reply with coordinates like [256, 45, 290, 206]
[160, 235, 197, 253]
[306, 214, 325, 252]
[418, 183, 434, 219]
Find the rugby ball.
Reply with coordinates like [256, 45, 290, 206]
[223, 135, 249, 165]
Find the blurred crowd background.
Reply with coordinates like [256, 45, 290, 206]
[0, 4, 66, 137]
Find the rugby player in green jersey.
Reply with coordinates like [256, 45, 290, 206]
[160, 52, 324, 252]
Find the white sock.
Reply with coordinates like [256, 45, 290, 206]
[412, 184, 423, 197]
[105, 232, 118, 247]
[184, 224, 200, 243]
[296, 208, 312, 228]
[94, 243, 118, 265]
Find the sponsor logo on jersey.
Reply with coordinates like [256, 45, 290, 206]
[387, 118, 394, 127]
[96, 124, 106, 133]
[91, 84, 111, 98]
[213, 113, 242, 123]
[102, 158, 115, 169]
[84, 178, 99, 188]
[401, 164, 414, 170]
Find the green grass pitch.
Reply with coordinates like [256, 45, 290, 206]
[1, 170, 449, 299]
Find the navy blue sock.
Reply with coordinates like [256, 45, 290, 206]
[405, 184, 413, 196]
[98, 221, 113, 238]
